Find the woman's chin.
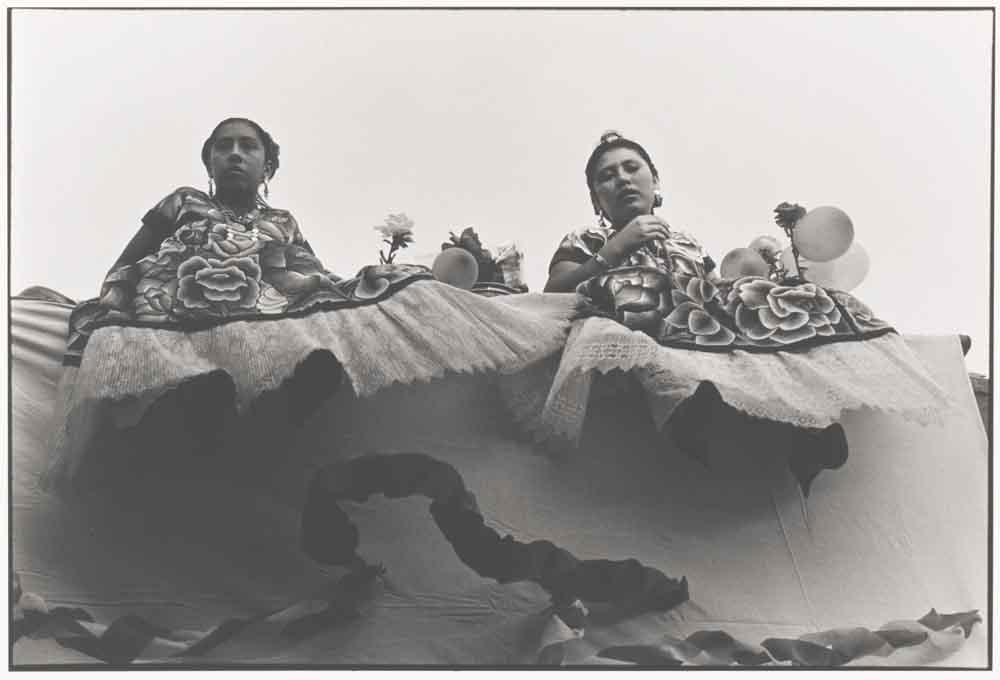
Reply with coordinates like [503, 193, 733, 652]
[216, 179, 256, 196]
[611, 206, 647, 227]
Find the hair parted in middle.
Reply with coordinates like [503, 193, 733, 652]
[200, 117, 281, 179]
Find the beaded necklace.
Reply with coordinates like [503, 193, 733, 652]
[218, 203, 261, 227]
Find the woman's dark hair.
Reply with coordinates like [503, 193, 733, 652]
[584, 131, 659, 190]
[201, 117, 280, 179]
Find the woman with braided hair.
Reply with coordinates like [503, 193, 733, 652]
[44, 117, 574, 490]
[95, 118, 336, 320]
[540, 131, 950, 494]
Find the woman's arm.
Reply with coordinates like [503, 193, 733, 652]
[544, 252, 620, 293]
[106, 220, 171, 273]
[97, 221, 171, 310]
[544, 215, 672, 292]
[97, 192, 182, 307]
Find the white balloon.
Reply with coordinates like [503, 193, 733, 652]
[432, 248, 479, 289]
[792, 206, 854, 262]
[798, 257, 837, 287]
[780, 249, 832, 284]
[720, 248, 769, 279]
[785, 242, 870, 291]
[828, 242, 871, 291]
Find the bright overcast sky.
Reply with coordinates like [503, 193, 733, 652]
[10, 8, 992, 374]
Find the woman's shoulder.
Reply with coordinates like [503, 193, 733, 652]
[146, 186, 212, 214]
[548, 225, 611, 269]
[260, 205, 296, 221]
[664, 226, 716, 270]
[258, 205, 300, 234]
[667, 226, 705, 247]
[560, 227, 612, 245]
[556, 225, 612, 252]
[162, 186, 213, 204]
[140, 187, 213, 230]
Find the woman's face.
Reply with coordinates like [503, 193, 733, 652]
[208, 120, 268, 195]
[590, 147, 659, 227]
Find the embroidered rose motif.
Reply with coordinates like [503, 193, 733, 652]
[135, 250, 182, 283]
[176, 255, 261, 313]
[256, 282, 288, 314]
[579, 266, 672, 335]
[830, 290, 889, 333]
[208, 223, 266, 259]
[175, 222, 210, 248]
[663, 274, 735, 346]
[134, 281, 180, 320]
[726, 277, 841, 344]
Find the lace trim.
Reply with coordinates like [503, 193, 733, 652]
[499, 318, 953, 446]
[44, 285, 578, 487]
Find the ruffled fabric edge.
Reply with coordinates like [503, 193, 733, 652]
[11, 577, 981, 667]
[43, 283, 580, 488]
[499, 317, 954, 447]
[537, 603, 982, 667]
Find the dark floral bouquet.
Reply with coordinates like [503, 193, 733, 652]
[441, 227, 502, 285]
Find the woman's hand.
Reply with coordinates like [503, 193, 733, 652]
[605, 215, 671, 262]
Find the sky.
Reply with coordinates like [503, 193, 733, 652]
[9, 8, 992, 374]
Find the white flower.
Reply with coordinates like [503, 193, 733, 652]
[374, 213, 415, 240]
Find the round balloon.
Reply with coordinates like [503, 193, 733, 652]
[747, 235, 782, 261]
[720, 248, 770, 279]
[792, 206, 854, 262]
[780, 249, 835, 285]
[822, 242, 870, 291]
[798, 257, 836, 287]
[432, 248, 479, 289]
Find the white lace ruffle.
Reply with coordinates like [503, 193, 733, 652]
[44, 284, 579, 486]
[499, 317, 953, 446]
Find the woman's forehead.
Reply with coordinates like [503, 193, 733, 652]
[595, 147, 646, 170]
[214, 120, 260, 141]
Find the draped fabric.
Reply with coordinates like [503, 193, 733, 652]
[11, 294, 987, 667]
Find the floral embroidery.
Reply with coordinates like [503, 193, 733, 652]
[176, 255, 262, 315]
[85, 189, 432, 326]
[724, 278, 842, 345]
[64, 188, 437, 362]
[664, 274, 736, 346]
[556, 225, 713, 278]
[207, 224, 266, 259]
[576, 226, 892, 351]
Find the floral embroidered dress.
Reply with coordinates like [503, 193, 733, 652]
[46, 188, 577, 487]
[500, 224, 951, 446]
[549, 224, 890, 350]
[66, 187, 342, 358]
